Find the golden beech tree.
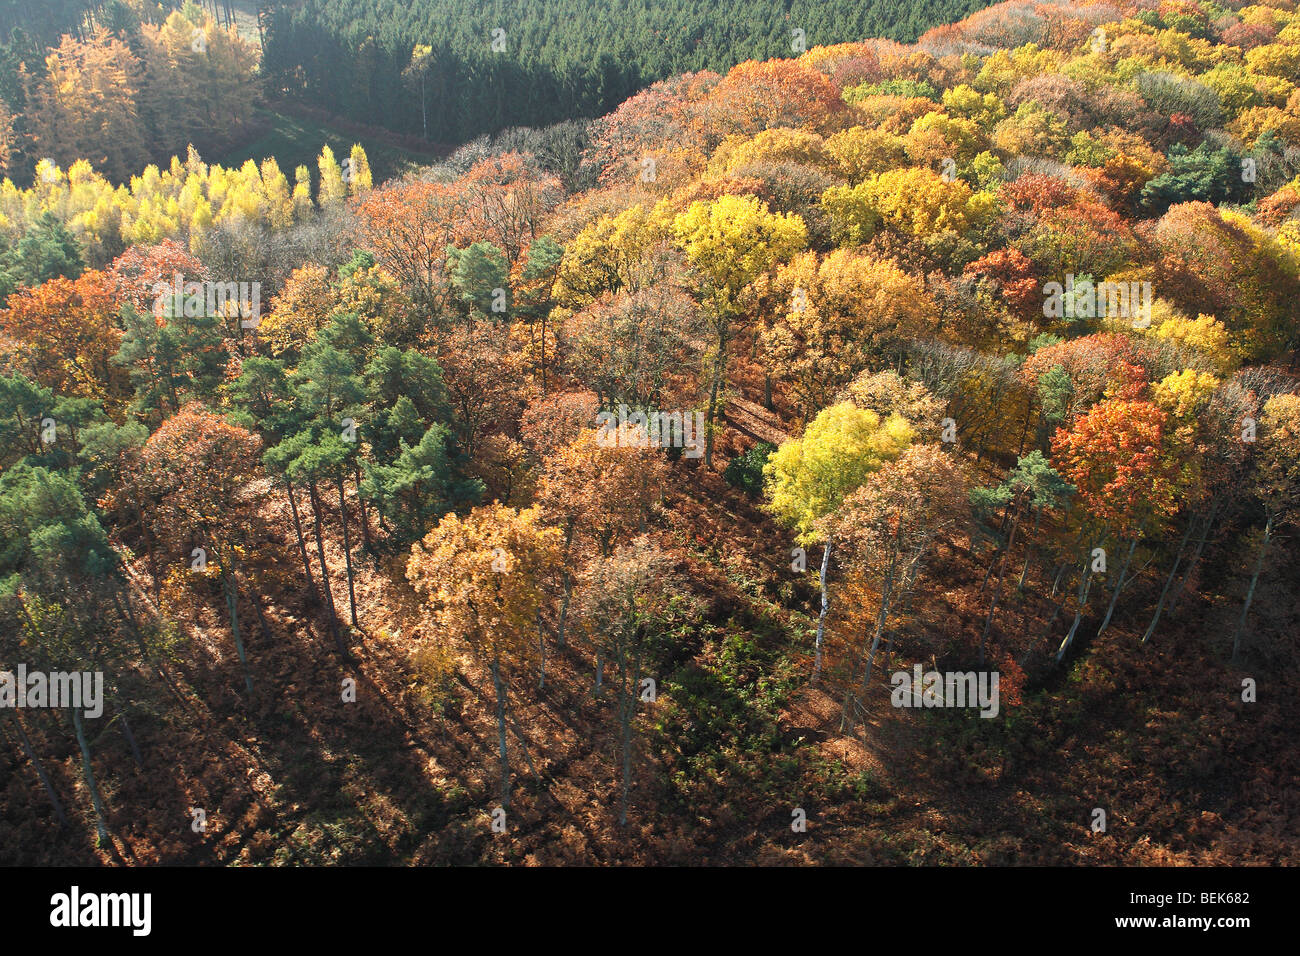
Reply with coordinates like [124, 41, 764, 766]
[406, 504, 560, 810]
[707, 128, 830, 177]
[821, 166, 995, 244]
[534, 423, 670, 648]
[256, 264, 335, 357]
[346, 144, 374, 197]
[673, 194, 807, 467]
[825, 126, 909, 183]
[551, 202, 678, 310]
[761, 249, 937, 416]
[335, 259, 416, 347]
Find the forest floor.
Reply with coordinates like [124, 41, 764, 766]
[3, 348, 1298, 866]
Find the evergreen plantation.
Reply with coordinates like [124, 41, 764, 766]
[258, 0, 998, 143]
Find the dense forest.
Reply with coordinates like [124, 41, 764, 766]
[260, 0, 997, 143]
[1, 0, 1299, 867]
[0, 2, 259, 187]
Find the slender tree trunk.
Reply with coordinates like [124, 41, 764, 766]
[491, 656, 511, 809]
[1168, 497, 1221, 616]
[71, 708, 110, 846]
[1095, 537, 1137, 638]
[898, 552, 924, 619]
[979, 505, 1022, 645]
[556, 571, 573, 648]
[286, 479, 318, 598]
[618, 639, 640, 827]
[704, 362, 722, 470]
[308, 480, 347, 656]
[1017, 509, 1043, 593]
[7, 712, 68, 828]
[703, 326, 728, 469]
[1045, 569, 1073, 633]
[1050, 561, 1067, 598]
[336, 473, 359, 628]
[556, 521, 575, 647]
[537, 610, 546, 690]
[846, 537, 901, 734]
[118, 709, 144, 769]
[979, 565, 1005, 668]
[1231, 514, 1273, 663]
[978, 549, 997, 596]
[354, 463, 373, 554]
[1144, 514, 1198, 644]
[863, 547, 900, 695]
[113, 585, 192, 711]
[813, 540, 831, 682]
[222, 560, 254, 697]
[540, 310, 548, 395]
[1057, 553, 1096, 661]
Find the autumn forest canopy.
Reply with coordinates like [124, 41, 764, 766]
[0, 0, 1298, 871]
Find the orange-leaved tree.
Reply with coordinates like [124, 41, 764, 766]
[533, 423, 668, 651]
[140, 404, 264, 696]
[1051, 397, 1179, 660]
[0, 270, 123, 401]
[406, 504, 560, 810]
[820, 444, 968, 731]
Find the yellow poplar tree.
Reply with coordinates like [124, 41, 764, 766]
[347, 144, 374, 196]
[292, 165, 314, 219]
[317, 146, 347, 208]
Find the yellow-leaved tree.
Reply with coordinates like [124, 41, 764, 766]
[761, 248, 937, 417]
[673, 193, 807, 467]
[821, 166, 994, 244]
[256, 264, 335, 357]
[764, 401, 914, 680]
[316, 145, 348, 208]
